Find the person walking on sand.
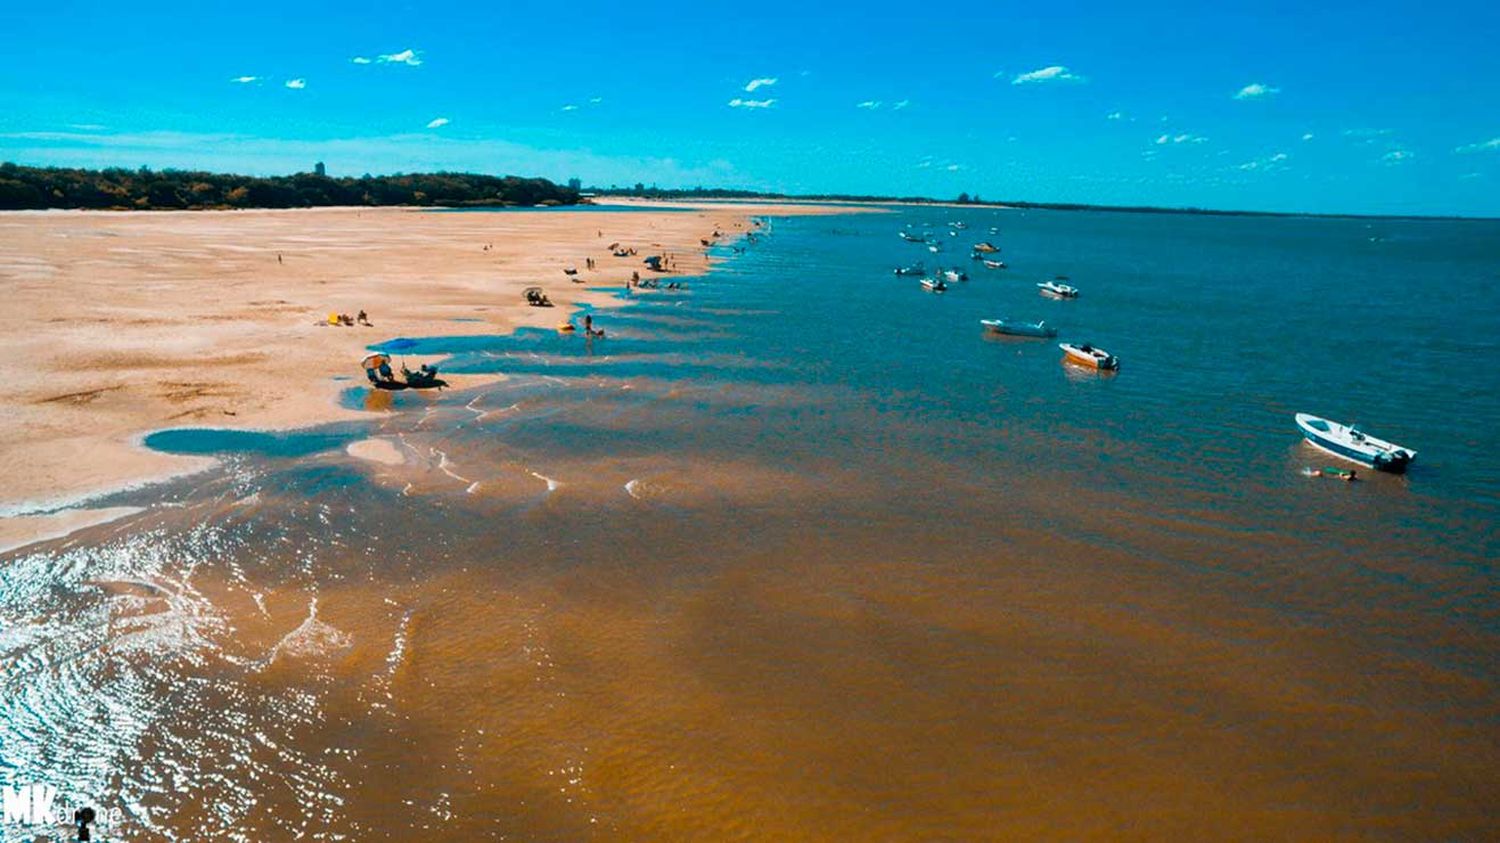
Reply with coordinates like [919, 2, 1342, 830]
[277, 253, 283, 264]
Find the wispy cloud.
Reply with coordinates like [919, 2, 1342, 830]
[945, 164, 962, 171]
[744, 77, 777, 93]
[377, 49, 422, 67]
[1106, 111, 1126, 121]
[1012, 65, 1085, 85]
[1156, 133, 1208, 145]
[1455, 137, 1500, 153]
[560, 104, 579, 112]
[1233, 82, 1280, 100]
[892, 99, 910, 110]
[1238, 152, 1289, 171]
[1383, 149, 1413, 163]
[425, 117, 449, 129]
[728, 98, 775, 109]
[1343, 128, 1392, 141]
[589, 96, 603, 104]
[351, 57, 371, 65]
[856, 100, 882, 109]
[284, 78, 306, 90]
[230, 75, 260, 84]
[1301, 132, 1315, 141]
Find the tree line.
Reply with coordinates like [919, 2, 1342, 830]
[0, 163, 581, 210]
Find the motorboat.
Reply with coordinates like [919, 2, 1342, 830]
[900, 230, 926, 242]
[942, 269, 968, 282]
[893, 263, 926, 276]
[1294, 413, 1415, 472]
[1059, 342, 1118, 370]
[972, 241, 1000, 253]
[1038, 281, 1079, 298]
[920, 278, 948, 293]
[980, 319, 1056, 338]
[983, 259, 1007, 270]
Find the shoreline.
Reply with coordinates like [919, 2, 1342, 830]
[0, 200, 866, 549]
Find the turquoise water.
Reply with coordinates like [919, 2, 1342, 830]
[8, 205, 1499, 839]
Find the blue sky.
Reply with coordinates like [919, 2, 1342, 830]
[2, 0, 1498, 216]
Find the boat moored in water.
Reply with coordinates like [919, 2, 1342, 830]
[920, 277, 949, 293]
[983, 259, 1006, 269]
[1038, 280, 1079, 298]
[1059, 342, 1118, 369]
[981, 318, 1057, 338]
[1294, 413, 1415, 472]
[972, 241, 1000, 253]
[900, 230, 926, 242]
[942, 269, 968, 282]
[893, 262, 925, 276]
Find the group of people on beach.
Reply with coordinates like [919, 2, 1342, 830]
[325, 310, 373, 327]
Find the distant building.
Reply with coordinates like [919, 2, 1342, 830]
[314, 162, 326, 177]
[567, 177, 581, 191]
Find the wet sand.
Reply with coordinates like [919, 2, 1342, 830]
[0, 200, 857, 530]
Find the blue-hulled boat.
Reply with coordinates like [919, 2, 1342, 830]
[1294, 413, 1415, 473]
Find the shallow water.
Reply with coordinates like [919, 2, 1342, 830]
[3, 207, 1499, 840]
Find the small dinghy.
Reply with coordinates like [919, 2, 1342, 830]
[900, 230, 926, 242]
[1059, 342, 1118, 370]
[942, 269, 968, 282]
[1294, 413, 1415, 472]
[893, 263, 925, 276]
[983, 259, 1007, 270]
[981, 318, 1056, 338]
[1038, 280, 1079, 298]
[928, 244, 942, 253]
[920, 278, 948, 293]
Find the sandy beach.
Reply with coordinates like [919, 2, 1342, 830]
[0, 200, 855, 533]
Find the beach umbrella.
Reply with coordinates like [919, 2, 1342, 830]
[360, 353, 390, 370]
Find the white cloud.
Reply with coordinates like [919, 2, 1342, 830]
[1459, 172, 1483, 179]
[1301, 133, 1315, 141]
[1155, 133, 1207, 145]
[377, 49, 422, 66]
[916, 160, 931, 169]
[230, 75, 260, 84]
[1238, 152, 1290, 171]
[1012, 65, 1084, 85]
[284, 78, 306, 90]
[351, 57, 372, 65]
[425, 117, 449, 129]
[744, 77, 777, 92]
[728, 98, 775, 109]
[856, 100, 882, 109]
[892, 99, 910, 110]
[1383, 149, 1413, 163]
[945, 164, 961, 171]
[1343, 128, 1392, 141]
[1233, 83, 1280, 100]
[560, 104, 579, 112]
[1106, 111, 1126, 121]
[1455, 137, 1500, 153]
[589, 96, 603, 104]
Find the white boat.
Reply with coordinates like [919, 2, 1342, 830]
[1038, 281, 1078, 298]
[983, 259, 1006, 270]
[972, 241, 1000, 253]
[928, 244, 942, 253]
[981, 318, 1056, 338]
[1294, 413, 1415, 473]
[1059, 342, 1118, 369]
[950, 221, 968, 229]
[920, 278, 948, 293]
[893, 263, 925, 276]
[942, 269, 967, 282]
